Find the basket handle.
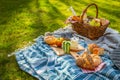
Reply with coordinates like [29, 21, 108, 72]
[80, 3, 98, 23]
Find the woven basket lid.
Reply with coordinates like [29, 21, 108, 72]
[110, 46, 120, 70]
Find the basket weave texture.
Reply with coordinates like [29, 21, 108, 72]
[71, 3, 110, 40]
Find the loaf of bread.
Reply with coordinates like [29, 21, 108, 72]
[91, 54, 102, 67]
[88, 43, 99, 53]
[93, 48, 104, 55]
[44, 36, 64, 47]
[44, 36, 57, 45]
[76, 51, 102, 70]
[88, 43, 104, 55]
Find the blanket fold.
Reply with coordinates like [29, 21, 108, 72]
[16, 26, 120, 80]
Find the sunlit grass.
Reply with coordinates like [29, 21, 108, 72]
[0, 0, 120, 80]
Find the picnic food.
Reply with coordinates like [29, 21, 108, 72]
[88, 43, 104, 55]
[70, 40, 78, 50]
[56, 37, 64, 47]
[91, 54, 102, 67]
[89, 18, 101, 27]
[93, 48, 104, 55]
[66, 3, 110, 40]
[62, 40, 84, 53]
[76, 51, 95, 70]
[70, 40, 84, 51]
[72, 16, 81, 21]
[45, 36, 84, 52]
[44, 36, 64, 47]
[100, 18, 107, 26]
[76, 51, 102, 70]
[88, 43, 99, 53]
[62, 41, 71, 53]
[44, 36, 57, 45]
[51, 41, 103, 70]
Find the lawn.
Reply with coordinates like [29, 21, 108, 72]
[0, 0, 120, 80]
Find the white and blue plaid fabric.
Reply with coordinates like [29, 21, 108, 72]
[15, 27, 120, 80]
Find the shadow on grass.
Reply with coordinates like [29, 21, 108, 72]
[0, 0, 37, 80]
[30, 0, 66, 37]
[0, 0, 33, 50]
[70, 0, 118, 22]
[0, 0, 67, 78]
[59, 0, 74, 6]
[73, 0, 120, 19]
[0, 0, 32, 24]
[0, 0, 33, 57]
[47, 0, 66, 19]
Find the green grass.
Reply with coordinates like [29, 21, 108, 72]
[0, 0, 120, 80]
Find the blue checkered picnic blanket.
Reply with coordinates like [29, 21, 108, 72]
[15, 27, 120, 80]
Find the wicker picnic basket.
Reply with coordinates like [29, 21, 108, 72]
[71, 3, 110, 40]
